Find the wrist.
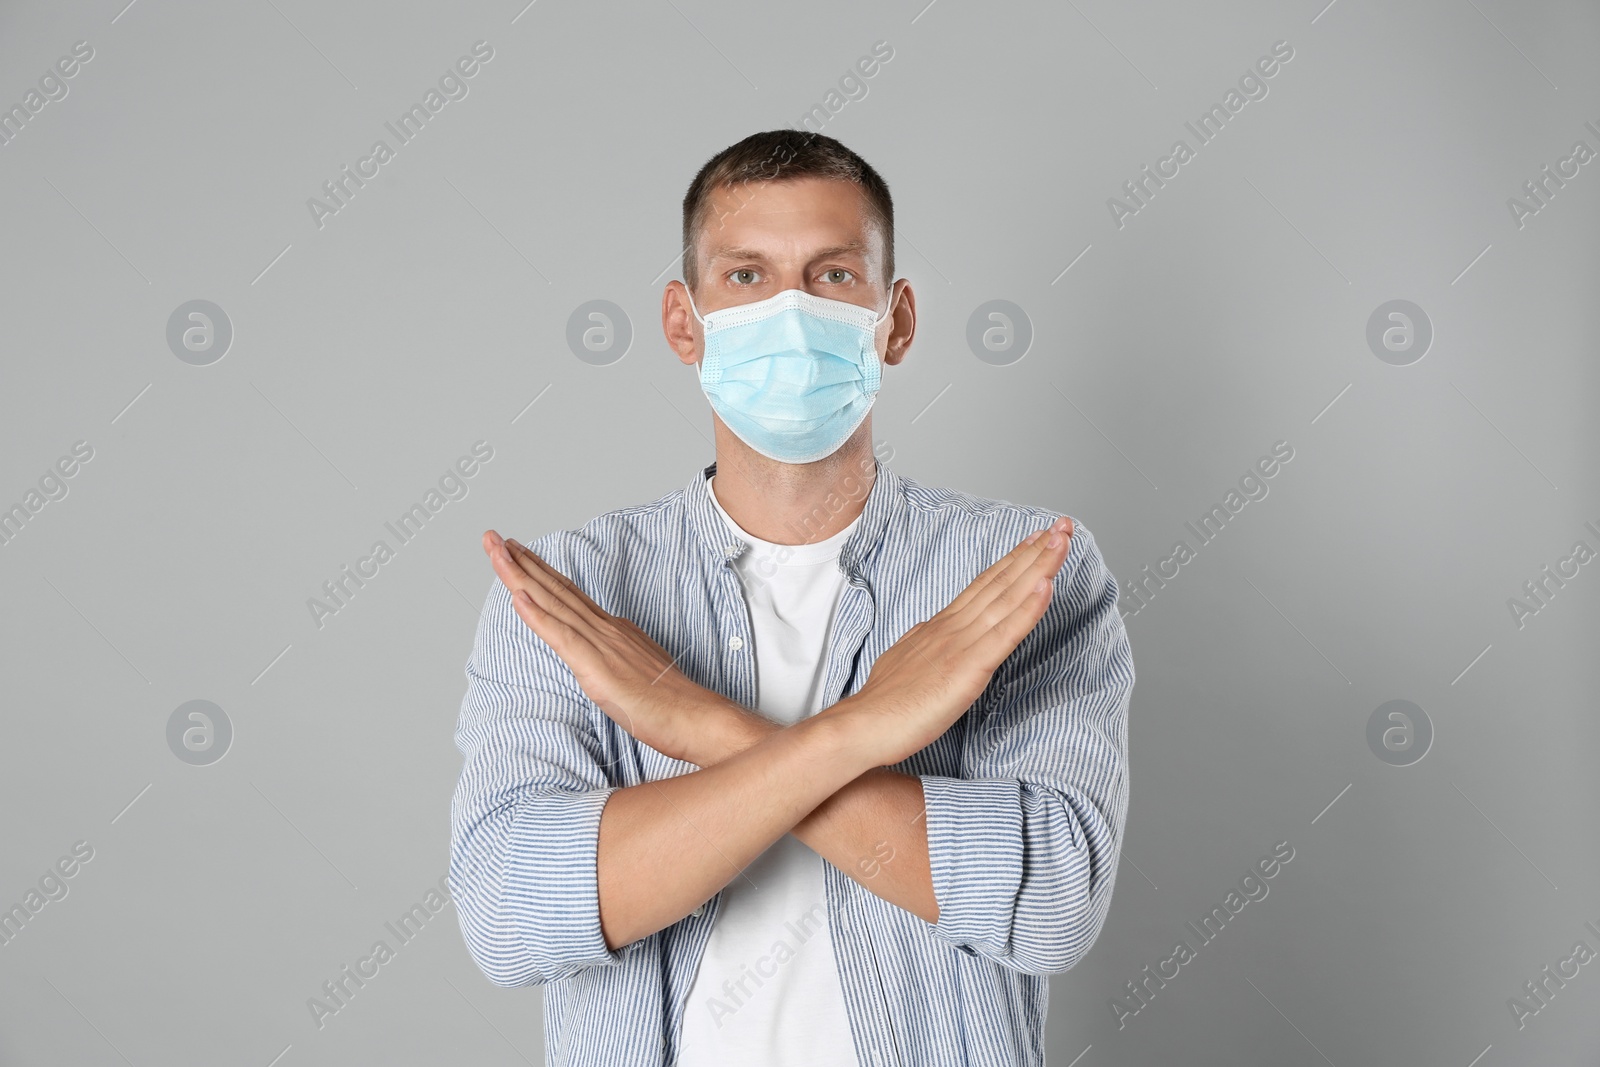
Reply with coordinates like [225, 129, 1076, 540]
[684, 694, 778, 767]
[792, 705, 886, 781]
[813, 693, 898, 771]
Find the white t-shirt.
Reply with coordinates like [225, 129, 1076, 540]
[675, 474, 864, 1067]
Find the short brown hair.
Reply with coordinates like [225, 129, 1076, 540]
[680, 129, 894, 292]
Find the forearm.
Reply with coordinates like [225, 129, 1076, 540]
[683, 697, 939, 924]
[596, 709, 879, 950]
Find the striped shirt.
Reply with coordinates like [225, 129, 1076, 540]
[449, 458, 1134, 1067]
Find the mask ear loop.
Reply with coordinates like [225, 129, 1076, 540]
[686, 285, 723, 389]
[869, 289, 895, 327]
[683, 285, 708, 328]
[859, 291, 895, 395]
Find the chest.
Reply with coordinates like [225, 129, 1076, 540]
[607, 559, 971, 789]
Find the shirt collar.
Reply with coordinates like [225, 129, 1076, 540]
[685, 457, 902, 579]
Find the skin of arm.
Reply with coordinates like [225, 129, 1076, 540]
[668, 699, 939, 931]
[484, 516, 1073, 951]
[594, 705, 904, 951]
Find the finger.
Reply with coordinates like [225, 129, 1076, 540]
[486, 542, 542, 601]
[504, 539, 611, 621]
[491, 539, 599, 626]
[511, 586, 643, 733]
[1014, 518, 1073, 590]
[516, 566, 606, 642]
[508, 585, 555, 638]
[482, 529, 514, 563]
[485, 531, 543, 595]
[487, 547, 603, 648]
[968, 521, 1073, 633]
[495, 544, 660, 671]
[943, 521, 1060, 617]
[950, 517, 1073, 623]
[968, 574, 1055, 671]
[509, 585, 603, 662]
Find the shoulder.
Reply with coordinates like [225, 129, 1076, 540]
[893, 471, 1114, 590]
[895, 475, 1132, 686]
[518, 479, 691, 589]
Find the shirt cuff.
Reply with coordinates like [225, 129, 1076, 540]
[919, 775, 1025, 957]
[505, 786, 630, 972]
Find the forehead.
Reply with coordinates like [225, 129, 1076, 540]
[699, 176, 883, 268]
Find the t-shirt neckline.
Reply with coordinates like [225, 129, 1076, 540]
[705, 473, 861, 566]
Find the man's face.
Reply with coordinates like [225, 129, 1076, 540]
[690, 175, 890, 321]
[662, 173, 914, 391]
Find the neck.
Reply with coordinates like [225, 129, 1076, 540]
[709, 423, 877, 545]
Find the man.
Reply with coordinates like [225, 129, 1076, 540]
[450, 130, 1134, 1067]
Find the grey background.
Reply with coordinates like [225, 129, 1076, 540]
[2, 0, 1597, 1064]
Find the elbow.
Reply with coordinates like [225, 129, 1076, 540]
[449, 824, 559, 989]
[1017, 775, 1127, 975]
[944, 897, 1104, 977]
[1006, 847, 1118, 976]
[1006, 897, 1108, 977]
[452, 879, 557, 989]
[449, 776, 629, 989]
[455, 890, 609, 989]
[467, 941, 551, 990]
[449, 808, 621, 989]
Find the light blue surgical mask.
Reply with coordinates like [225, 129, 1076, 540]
[686, 286, 891, 464]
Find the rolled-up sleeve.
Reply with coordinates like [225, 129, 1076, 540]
[449, 535, 629, 988]
[918, 519, 1133, 976]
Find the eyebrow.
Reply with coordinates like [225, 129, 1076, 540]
[704, 240, 869, 264]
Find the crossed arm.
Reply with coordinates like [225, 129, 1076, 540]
[480, 515, 1073, 951]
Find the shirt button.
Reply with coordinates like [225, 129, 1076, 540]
[691, 904, 704, 917]
[727, 635, 744, 651]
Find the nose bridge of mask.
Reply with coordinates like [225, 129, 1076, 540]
[692, 287, 887, 388]
[728, 288, 884, 325]
[689, 286, 889, 331]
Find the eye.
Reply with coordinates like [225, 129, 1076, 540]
[731, 269, 761, 285]
[823, 269, 854, 283]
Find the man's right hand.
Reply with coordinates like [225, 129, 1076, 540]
[830, 516, 1075, 768]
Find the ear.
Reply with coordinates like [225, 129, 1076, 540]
[882, 279, 916, 367]
[662, 280, 702, 366]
